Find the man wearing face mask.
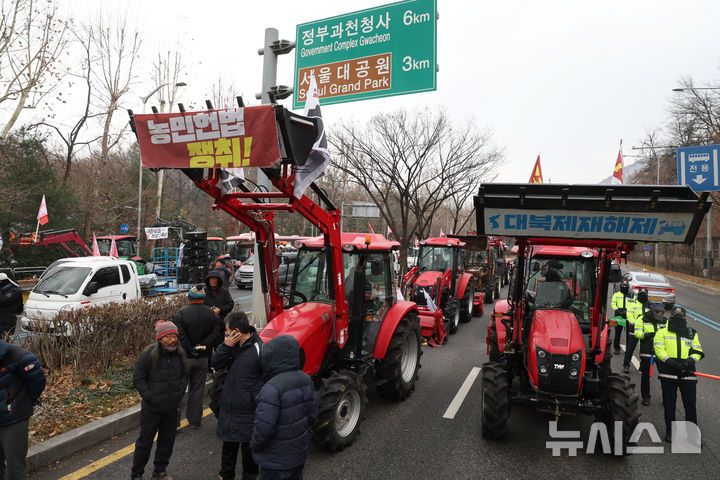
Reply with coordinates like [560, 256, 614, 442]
[635, 303, 666, 405]
[654, 306, 703, 443]
[611, 280, 635, 354]
[623, 287, 650, 373]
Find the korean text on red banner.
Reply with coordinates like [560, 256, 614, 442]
[134, 105, 280, 169]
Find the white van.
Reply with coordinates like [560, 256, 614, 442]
[21, 257, 141, 333]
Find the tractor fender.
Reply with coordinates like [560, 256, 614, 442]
[492, 300, 511, 350]
[455, 273, 474, 299]
[373, 300, 418, 359]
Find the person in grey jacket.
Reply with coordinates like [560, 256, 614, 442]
[131, 321, 188, 480]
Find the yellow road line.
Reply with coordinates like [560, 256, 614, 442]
[59, 408, 213, 480]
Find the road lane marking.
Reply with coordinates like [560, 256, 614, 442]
[233, 295, 253, 302]
[59, 408, 213, 480]
[620, 345, 641, 370]
[443, 366, 481, 419]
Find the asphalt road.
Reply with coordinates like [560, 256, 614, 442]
[28, 274, 720, 480]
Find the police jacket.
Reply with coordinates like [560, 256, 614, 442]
[0, 341, 46, 426]
[654, 319, 703, 380]
[611, 291, 636, 323]
[251, 335, 318, 470]
[635, 309, 666, 356]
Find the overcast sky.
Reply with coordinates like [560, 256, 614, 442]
[23, 1, 720, 184]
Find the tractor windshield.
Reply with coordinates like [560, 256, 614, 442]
[526, 256, 595, 323]
[292, 248, 330, 304]
[417, 246, 453, 272]
[467, 250, 489, 267]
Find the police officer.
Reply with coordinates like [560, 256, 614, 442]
[611, 280, 634, 355]
[623, 287, 650, 373]
[634, 302, 666, 405]
[654, 306, 703, 443]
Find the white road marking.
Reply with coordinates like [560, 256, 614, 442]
[443, 366, 481, 419]
[620, 344, 641, 370]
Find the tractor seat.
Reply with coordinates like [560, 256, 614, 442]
[535, 281, 573, 309]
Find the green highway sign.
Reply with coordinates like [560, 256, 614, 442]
[293, 0, 437, 109]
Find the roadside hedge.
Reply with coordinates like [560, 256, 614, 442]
[26, 295, 188, 379]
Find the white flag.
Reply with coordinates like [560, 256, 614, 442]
[422, 289, 437, 312]
[293, 73, 331, 199]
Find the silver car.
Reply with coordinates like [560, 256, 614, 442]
[626, 271, 676, 309]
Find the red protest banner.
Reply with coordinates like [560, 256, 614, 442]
[134, 105, 280, 169]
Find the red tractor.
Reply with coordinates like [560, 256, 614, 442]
[132, 103, 423, 451]
[402, 237, 475, 341]
[475, 183, 709, 453]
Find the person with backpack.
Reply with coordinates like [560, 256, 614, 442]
[0, 273, 23, 337]
[0, 339, 46, 479]
[213, 312, 263, 480]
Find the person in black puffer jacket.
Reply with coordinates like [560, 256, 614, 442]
[131, 321, 188, 480]
[0, 273, 22, 336]
[0, 339, 46, 480]
[204, 270, 235, 322]
[251, 335, 318, 480]
[213, 312, 263, 480]
[174, 284, 222, 428]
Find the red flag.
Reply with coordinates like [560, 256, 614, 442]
[387, 225, 392, 237]
[92, 233, 101, 256]
[529, 155, 543, 184]
[37, 195, 48, 225]
[368, 223, 375, 234]
[110, 237, 119, 258]
[439, 228, 445, 237]
[612, 140, 624, 185]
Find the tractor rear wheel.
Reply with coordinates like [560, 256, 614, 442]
[599, 373, 640, 455]
[311, 370, 367, 451]
[460, 286, 474, 323]
[494, 280, 501, 300]
[484, 282, 493, 303]
[481, 361, 510, 439]
[378, 315, 422, 401]
[445, 298, 460, 334]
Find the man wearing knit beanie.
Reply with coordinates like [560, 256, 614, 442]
[174, 284, 222, 429]
[131, 321, 188, 480]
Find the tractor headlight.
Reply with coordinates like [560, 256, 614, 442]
[537, 349, 546, 359]
[570, 368, 578, 377]
[540, 365, 548, 374]
[571, 352, 580, 362]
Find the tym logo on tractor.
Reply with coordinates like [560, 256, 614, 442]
[474, 183, 710, 454]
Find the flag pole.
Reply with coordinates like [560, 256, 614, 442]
[34, 219, 40, 243]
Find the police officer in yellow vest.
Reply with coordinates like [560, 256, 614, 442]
[654, 306, 704, 442]
[623, 287, 650, 373]
[611, 280, 635, 355]
[635, 302, 666, 405]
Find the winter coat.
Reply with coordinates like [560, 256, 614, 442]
[0, 340, 46, 426]
[0, 280, 22, 331]
[204, 270, 235, 321]
[174, 303, 223, 358]
[251, 335, 318, 470]
[213, 328, 264, 443]
[133, 343, 189, 415]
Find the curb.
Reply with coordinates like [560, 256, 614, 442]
[626, 261, 720, 290]
[27, 379, 212, 474]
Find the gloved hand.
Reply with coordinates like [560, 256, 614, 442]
[686, 357, 696, 372]
[665, 358, 683, 374]
[643, 332, 655, 340]
[679, 360, 693, 378]
[615, 308, 627, 318]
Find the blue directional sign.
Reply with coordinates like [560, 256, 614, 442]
[677, 144, 720, 192]
[120, 223, 129, 234]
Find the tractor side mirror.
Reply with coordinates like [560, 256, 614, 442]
[608, 264, 622, 283]
[83, 281, 99, 296]
[495, 258, 505, 276]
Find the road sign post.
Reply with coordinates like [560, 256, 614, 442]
[677, 145, 719, 277]
[293, 0, 437, 108]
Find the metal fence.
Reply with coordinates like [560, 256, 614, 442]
[629, 237, 720, 280]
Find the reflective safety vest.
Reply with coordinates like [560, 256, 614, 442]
[635, 310, 666, 356]
[611, 291, 635, 322]
[654, 327, 703, 380]
[627, 299, 648, 327]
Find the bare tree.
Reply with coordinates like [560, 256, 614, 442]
[151, 48, 185, 112]
[330, 109, 504, 273]
[0, 0, 70, 137]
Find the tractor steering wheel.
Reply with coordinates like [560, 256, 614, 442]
[288, 290, 308, 304]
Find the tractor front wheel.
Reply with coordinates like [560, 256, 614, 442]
[311, 370, 367, 451]
[445, 298, 461, 334]
[481, 361, 511, 439]
[378, 315, 422, 401]
[460, 287, 474, 323]
[599, 373, 640, 455]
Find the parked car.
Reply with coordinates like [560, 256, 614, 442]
[234, 255, 255, 288]
[625, 270, 676, 309]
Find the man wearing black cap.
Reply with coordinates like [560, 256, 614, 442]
[212, 258, 233, 289]
[654, 306, 704, 442]
[634, 302, 666, 405]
